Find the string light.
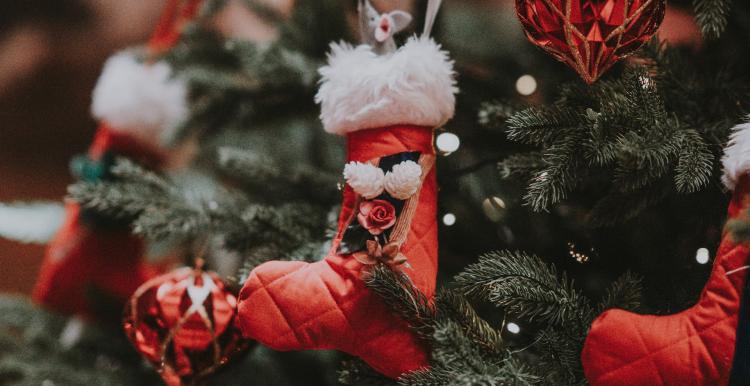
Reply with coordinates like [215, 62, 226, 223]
[515, 74, 537, 96]
[567, 242, 590, 264]
[482, 196, 507, 222]
[442, 213, 456, 226]
[436, 132, 460, 155]
[59, 317, 85, 350]
[506, 322, 521, 334]
[695, 248, 710, 264]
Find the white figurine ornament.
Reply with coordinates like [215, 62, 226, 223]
[358, 0, 413, 55]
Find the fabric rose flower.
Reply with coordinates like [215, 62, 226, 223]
[384, 160, 422, 200]
[343, 161, 385, 199]
[357, 199, 397, 235]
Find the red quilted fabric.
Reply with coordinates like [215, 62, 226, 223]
[237, 125, 437, 378]
[581, 175, 750, 385]
[32, 203, 161, 318]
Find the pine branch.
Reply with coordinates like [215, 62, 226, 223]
[452, 251, 593, 331]
[426, 320, 507, 380]
[68, 181, 165, 221]
[498, 152, 546, 180]
[217, 147, 340, 204]
[500, 62, 733, 223]
[506, 107, 580, 146]
[534, 328, 585, 384]
[338, 359, 397, 386]
[363, 266, 543, 385]
[610, 130, 676, 193]
[693, 0, 732, 39]
[674, 128, 714, 193]
[165, 29, 321, 141]
[523, 133, 584, 211]
[363, 265, 434, 337]
[434, 291, 504, 356]
[586, 182, 671, 227]
[400, 342, 539, 386]
[0, 296, 161, 386]
[111, 158, 172, 191]
[596, 271, 644, 314]
[132, 203, 210, 242]
[478, 101, 520, 130]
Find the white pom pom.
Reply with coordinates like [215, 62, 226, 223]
[343, 161, 385, 199]
[91, 51, 187, 144]
[384, 160, 422, 200]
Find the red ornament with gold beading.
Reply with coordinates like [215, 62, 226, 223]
[515, 0, 666, 83]
[123, 267, 248, 386]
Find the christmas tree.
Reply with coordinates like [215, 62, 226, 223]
[2, 0, 750, 385]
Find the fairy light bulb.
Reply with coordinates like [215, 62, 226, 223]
[696, 248, 710, 265]
[442, 213, 456, 226]
[515, 74, 537, 96]
[482, 196, 507, 222]
[507, 322, 521, 334]
[436, 132, 460, 155]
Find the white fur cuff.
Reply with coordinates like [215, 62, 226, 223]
[315, 36, 457, 135]
[722, 117, 750, 190]
[91, 51, 187, 144]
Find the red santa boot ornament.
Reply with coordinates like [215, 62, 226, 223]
[582, 117, 750, 385]
[236, 0, 456, 378]
[32, 0, 203, 319]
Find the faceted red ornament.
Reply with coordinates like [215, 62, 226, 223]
[123, 267, 248, 386]
[515, 0, 666, 83]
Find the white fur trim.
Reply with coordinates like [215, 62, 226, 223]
[315, 36, 457, 135]
[0, 202, 65, 244]
[722, 117, 750, 190]
[91, 51, 187, 144]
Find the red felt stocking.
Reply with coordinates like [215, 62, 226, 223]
[32, 0, 203, 318]
[32, 127, 165, 317]
[237, 36, 457, 378]
[581, 121, 750, 385]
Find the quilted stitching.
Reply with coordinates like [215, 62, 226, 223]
[237, 125, 436, 379]
[594, 315, 732, 383]
[33, 203, 158, 318]
[253, 269, 303, 346]
[582, 192, 750, 385]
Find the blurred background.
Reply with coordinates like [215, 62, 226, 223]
[0, 0, 702, 294]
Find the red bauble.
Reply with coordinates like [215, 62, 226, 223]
[123, 267, 248, 386]
[515, 0, 666, 83]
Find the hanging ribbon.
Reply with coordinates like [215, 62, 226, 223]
[148, 0, 205, 56]
[421, 0, 442, 38]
